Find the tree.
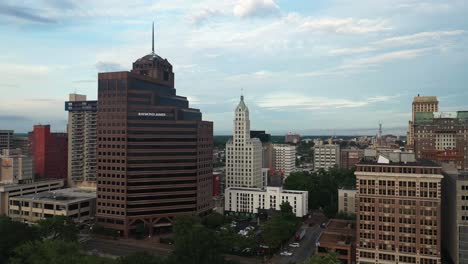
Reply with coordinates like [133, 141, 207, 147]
[279, 201, 295, 221]
[37, 215, 79, 241]
[301, 252, 340, 264]
[0, 217, 39, 263]
[118, 252, 167, 264]
[202, 212, 225, 229]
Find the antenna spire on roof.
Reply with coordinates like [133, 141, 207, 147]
[152, 21, 155, 54]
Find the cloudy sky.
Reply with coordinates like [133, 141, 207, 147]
[0, 0, 467, 135]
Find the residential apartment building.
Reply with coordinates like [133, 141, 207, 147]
[0, 130, 14, 152]
[338, 187, 356, 215]
[414, 111, 468, 169]
[355, 153, 442, 264]
[340, 148, 364, 169]
[65, 93, 98, 188]
[407, 95, 438, 148]
[225, 96, 263, 188]
[224, 186, 308, 217]
[29, 125, 67, 180]
[96, 28, 213, 237]
[272, 144, 296, 178]
[442, 164, 468, 264]
[9, 188, 95, 223]
[313, 144, 340, 170]
[0, 149, 33, 184]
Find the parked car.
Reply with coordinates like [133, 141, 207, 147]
[280, 251, 293, 256]
[289, 242, 300, 248]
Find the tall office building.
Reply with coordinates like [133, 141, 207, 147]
[407, 95, 438, 148]
[96, 25, 213, 237]
[313, 144, 340, 170]
[442, 164, 468, 264]
[225, 96, 263, 188]
[0, 130, 14, 152]
[414, 111, 468, 170]
[355, 153, 442, 264]
[250, 130, 273, 169]
[272, 144, 296, 178]
[65, 94, 98, 188]
[29, 125, 67, 180]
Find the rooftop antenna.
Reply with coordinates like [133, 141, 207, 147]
[240, 87, 244, 101]
[152, 21, 155, 55]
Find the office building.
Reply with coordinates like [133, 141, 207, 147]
[340, 148, 364, 169]
[9, 188, 95, 223]
[225, 96, 263, 188]
[96, 26, 213, 237]
[414, 111, 468, 169]
[338, 187, 356, 215]
[29, 125, 67, 180]
[0, 149, 33, 184]
[0, 130, 14, 152]
[272, 144, 296, 178]
[224, 186, 308, 217]
[0, 179, 64, 215]
[442, 164, 468, 264]
[65, 93, 98, 188]
[317, 219, 356, 264]
[285, 133, 301, 144]
[12, 136, 30, 155]
[355, 153, 442, 264]
[250, 130, 273, 169]
[313, 144, 340, 170]
[407, 95, 438, 148]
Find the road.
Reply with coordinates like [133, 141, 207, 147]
[271, 224, 323, 264]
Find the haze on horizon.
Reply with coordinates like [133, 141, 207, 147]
[0, 0, 467, 135]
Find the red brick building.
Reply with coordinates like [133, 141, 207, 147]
[29, 125, 68, 180]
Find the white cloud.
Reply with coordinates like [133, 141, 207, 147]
[257, 94, 399, 110]
[374, 30, 466, 47]
[227, 70, 274, 81]
[299, 18, 391, 34]
[329, 47, 376, 55]
[233, 0, 280, 18]
[190, 8, 225, 25]
[0, 63, 50, 76]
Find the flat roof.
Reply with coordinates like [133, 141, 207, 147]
[12, 188, 96, 204]
[357, 159, 440, 167]
[319, 232, 353, 247]
[413, 96, 438, 103]
[0, 179, 64, 189]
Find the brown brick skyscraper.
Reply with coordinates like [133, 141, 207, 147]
[96, 25, 213, 237]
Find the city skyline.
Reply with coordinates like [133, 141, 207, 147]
[1, 0, 468, 134]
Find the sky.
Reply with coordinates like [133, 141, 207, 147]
[0, 0, 467, 135]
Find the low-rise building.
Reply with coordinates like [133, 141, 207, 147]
[317, 219, 356, 264]
[225, 186, 308, 217]
[9, 188, 96, 223]
[338, 187, 356, 215]
[0, 149, 33, 184]
[0, 179, 64, 215]
[313, 144, 340, 170]
[340, 148, 364, 169]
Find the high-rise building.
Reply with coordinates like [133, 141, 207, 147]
[355, 153, 442, 264]
[407, 95, 438, 148]
[96, 25, 213, 237]
[0, 130, 14, 152]
[65, 94, 98, 188]
[313, 144, 340, 170]
[272, 144, 296, 178]
[29, 125, 67, 180]
[225, 96, 263, 188]
[12, 136, 31, 156]
[414, 111, 468, 170]
[0, 149, 33, 184]
[250, 130, 274, 169]
[442, 164, 468, 264]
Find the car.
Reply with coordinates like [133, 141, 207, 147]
[289, 242, 300, 248]
[280, 251, 293, 256]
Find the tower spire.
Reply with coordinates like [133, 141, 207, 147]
[152, 21, 155, 54]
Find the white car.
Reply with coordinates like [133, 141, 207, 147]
[280, 251, 293, 256]
[289, 242, 300, 248]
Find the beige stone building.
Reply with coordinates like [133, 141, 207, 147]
[338, 187, 356, 215]
[407, 95, 438, 148]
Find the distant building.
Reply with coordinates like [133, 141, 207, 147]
[340, 148, 364, 169]
[414, 111, 468, 169]
[338, 187, 356, 215]
[317, 219, 356, 264]
[285, 133, 301, 144]
[29, 125, 67, 180]
[0, 179, 64, 215]
[407, 95, 438, 148]
[12, 136, 30, 156]
[65, 93, 98, 188]
[0, 149, 33, 184]
[313, 144, 340, 170]
[442, 164, 468, 264]
[250, 130, 274, 169]
[224, 186, 308, 217]
[226, 96, 263, 188]
[0, 130, 14, 152]
[355, 152, 442, 264]
[272, 144, 296, 178]
[9, 188, 95, 223]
